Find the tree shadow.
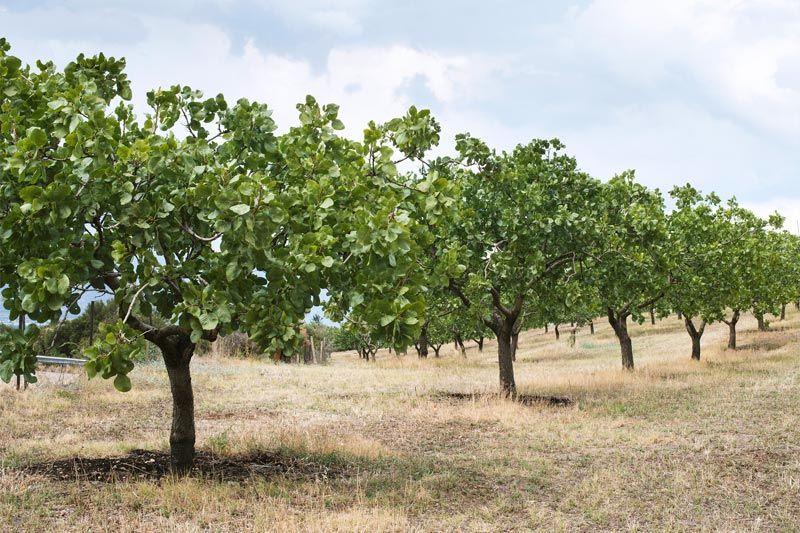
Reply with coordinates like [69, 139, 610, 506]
[25, 448, 353, 483]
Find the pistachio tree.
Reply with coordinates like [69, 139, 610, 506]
[445, 136, 602, 396]
[587, 172, 673, 370]
[0, 42, 446, 472]
[667, 185, 734, 360]
[750, 222, 797, 331]
[714, 207, 772, 348]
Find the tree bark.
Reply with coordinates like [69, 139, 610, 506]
[475, 336, 484, 352]
[756, 313, 767, 331]
[454, 332, 467, 357]
[722, 309, 740, 349]
[161, 337, 196, 474]
[554, 324, 560, 340]
[486, 301, 519, 399]
[608, 308, 634, 370]
[684, 317, 706, 361]
[589, 320, 594, 335]
[780, 304, 786, 321]
[511, 331, 519, 361]
[650, 309, 656, 325]
[417, 322, 429, 358]
[677, 311, 682, 320]
[544, 323, 548, 334]
[432, 345, 441, 358]
[495, 324, 516, 398]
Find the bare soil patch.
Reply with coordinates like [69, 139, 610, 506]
[435, 391, 573, 407]
[25, 449, 351, 483]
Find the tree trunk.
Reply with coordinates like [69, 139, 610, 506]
[684, 317, 706, 361]
[511, 332, 519, 361]
[677, 311, 682, 320]
[795, 300, 799, 311]
[650, 309, 655, 325]
[417, 322, 429, 358]
[454, 332, 467, 357]
[723, 310, 740, 350]
[589, 320, 594, 335]
[554, 324, 560, 340]
[756, 313, 767, 331]
[544, 323, 548, 333]
[608, 308, 634, 370]
[476, 336, 484, 352]
[496, 325, 516, 398]
[162, 339, 196, 474]
[780, 304, 786, 321]
[432, 345, 441, 358]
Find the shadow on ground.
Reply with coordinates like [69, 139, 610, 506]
[434, 391, 574, 407]
[25, 449, 351, 483]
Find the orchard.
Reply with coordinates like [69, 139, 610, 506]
[3, 41, 799, 476]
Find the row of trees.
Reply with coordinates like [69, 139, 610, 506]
[1, 42, 795, 472]
[415, 143, 797, 397]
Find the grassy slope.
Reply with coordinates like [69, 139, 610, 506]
[2, 310, 799, 531]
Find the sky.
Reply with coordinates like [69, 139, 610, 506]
[0, 1, 798, 212]
[1, 0, 798, 221]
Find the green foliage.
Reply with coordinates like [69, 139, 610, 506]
[0, 41, 451, 389]
[0, 324, 39, 385]
[83, 321, 144, 390]
[588, 172, 674, 323]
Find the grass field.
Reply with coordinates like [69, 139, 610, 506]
[2, 310, 800, 531]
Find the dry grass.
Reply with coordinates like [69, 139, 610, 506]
[2, 310, 800, 531]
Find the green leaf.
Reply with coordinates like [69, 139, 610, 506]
[21, 294, 36, 313]
[27, 127, 47, 148]
[199, 313, 218, 331]
[321, 256, 334, 268]
[19, 186, 42, 202]
[0, 361, 13, 383]
[379, 315, 396, 327]
[320, 198, 334, 210]
[230, 204, 250, 215]
[113, 374, 132, 393]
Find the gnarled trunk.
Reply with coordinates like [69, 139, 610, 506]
[756, 313, 767, 331]
[554, 323, 560, 340]
[475, 336, 484, 352]
[432, 344, 441, 358]
[684, 316, 706, 361]
[608, 308, 634, 370]
[496, 325, 516, 398]
[161, 336, 196, 474]
[722, 310, 739, 349]
[486, 306, 518, 399]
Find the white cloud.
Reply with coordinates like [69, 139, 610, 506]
[567, 0, 800, 139]
[1, 10, 501, 135]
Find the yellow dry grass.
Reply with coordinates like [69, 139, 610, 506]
[2, 310, 800, 531]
